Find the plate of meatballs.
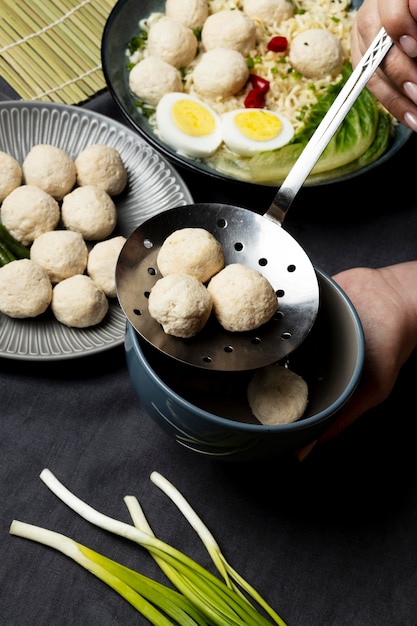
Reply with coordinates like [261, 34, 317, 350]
[102, 0, 412, 188]
[0, 101, 193, 360]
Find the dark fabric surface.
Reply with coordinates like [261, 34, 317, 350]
[1, 90, 417, 626]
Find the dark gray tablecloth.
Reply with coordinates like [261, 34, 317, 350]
[1, 88, 417, 626]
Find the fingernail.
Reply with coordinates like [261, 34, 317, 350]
[404, 111, 417, 132]
[400, 35, 417, 57]
[404, 81, 417, 104]
[294, 439, 318, 462]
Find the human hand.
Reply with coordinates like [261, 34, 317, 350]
[322, 263, 417, 441]
[350, 0, 417, 131]
[297, 262, 417, 459]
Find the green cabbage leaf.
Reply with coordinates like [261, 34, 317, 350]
[208, 64, 392, 185]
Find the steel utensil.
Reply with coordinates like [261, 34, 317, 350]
[117, 28, 392, 371]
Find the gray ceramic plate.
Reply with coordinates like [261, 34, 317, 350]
[102, 0, 412, 188]
[0, 101, 193, 361]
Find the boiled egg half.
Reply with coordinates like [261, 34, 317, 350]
[156, 93, 223, 158]
[221, 109, 294, 156]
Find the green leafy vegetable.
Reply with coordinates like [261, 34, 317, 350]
[207, 63, 392, 184]
[127, 31, 147, 55]
[10, 469, 287, 626]
[0, 224, 30, 266]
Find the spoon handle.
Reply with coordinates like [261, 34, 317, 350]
[267, 27, 392, 224]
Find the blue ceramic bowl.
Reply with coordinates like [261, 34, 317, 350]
[125, 267, 364, 461]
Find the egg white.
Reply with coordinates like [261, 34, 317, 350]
[221, 109, 294, 156]
[156, 93, 223, 158]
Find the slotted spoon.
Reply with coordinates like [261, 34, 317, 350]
[117, 28, 392, 371]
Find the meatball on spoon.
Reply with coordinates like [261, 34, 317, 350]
[117, 29, 392, 372]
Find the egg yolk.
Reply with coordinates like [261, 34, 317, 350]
[234, 110, 283, 142]
[172, 100, 216, 137]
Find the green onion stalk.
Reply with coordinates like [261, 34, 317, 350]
[9, 468, 287, 626]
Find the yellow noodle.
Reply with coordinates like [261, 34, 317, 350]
[130, 0, 357, 132]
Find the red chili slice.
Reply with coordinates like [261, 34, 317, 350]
[249, 74, 270, 94]
[267, 36, 288, 52]
[244, 89, 266, 108]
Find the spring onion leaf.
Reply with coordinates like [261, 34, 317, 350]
[9, 469, 287, 626]
[9, 521, 177, 625]
[0, 224, 30, 259]
[149, 472, 287, 626]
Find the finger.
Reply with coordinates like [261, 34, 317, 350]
[366, 58, 417, 130]
[411, 0, 417, 22]
[377, 1, 417, 49]
[351, 27, 417, 131]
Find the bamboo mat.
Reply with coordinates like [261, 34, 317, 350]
[0, 0, 118, 104]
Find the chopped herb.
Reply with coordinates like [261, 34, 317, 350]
[128, 31, 147, 54]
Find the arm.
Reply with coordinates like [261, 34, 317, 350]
[350, 0, 417, 131]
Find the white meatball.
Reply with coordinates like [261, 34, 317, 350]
[192, 48, 249, 99]
[0, 151, 22, 202]
[247, 364, 308, 425]
[30, 230, 88, 284]
[289, 29, 345, 79]
[75, 144, 127, 196]
[61, 185, 117, 241]
[157, 228, 224, 283]
[148, 273, 213, 338]
[165, 0, 208, 29]
[201, 10, 256, 56]
[207, 263, 278, 332]
[129, 56, 183, 107]
[22, 144, 76, 201]
[147, 17, 198, 68]
[87, 235, 126, 298]
[1, 185, 60, 246]
[243, 0, 294, 26]
[0, 259, 52, 318]
[51, 274, 109, 328]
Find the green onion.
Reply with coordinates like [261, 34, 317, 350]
[0, 241, 15, 266]
[9, 469, 287, 626]
[148, 472, 287, 626]
[9, 521, 197, 625]
[0, 224, 30, 259]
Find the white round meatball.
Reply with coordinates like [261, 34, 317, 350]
[201, 10, 256, 56]
[30, 230, 88, 284]
[22, 144, 76, 200]
[289, 29, 345, 79]
[243, 0, 294, 26]
[165, 0, 208, 29]
[147, 17, 198, 68]
[247, 364, 308, 425]
[192, 48, 249, 99]
[157, 228, 224, 283]
[0, 259, 52, 318]
[207, 263, 278, 332]
[75, 144, 127, 196]
[0, 151, 22, 202]
[87, 235, 126, 298]
[148, 273, 213, 338]
[61, 185, 117, 241]
[51, 274, 109, 328]
[129, 56, 183, 107]
[1, 185, 60, 246]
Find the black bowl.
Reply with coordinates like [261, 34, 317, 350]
[101, 0, 412, 189]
